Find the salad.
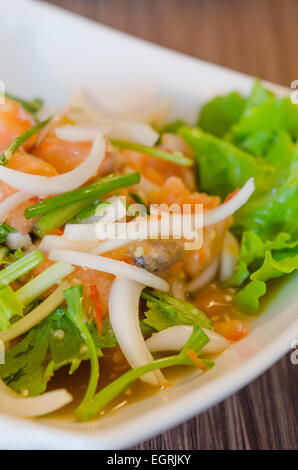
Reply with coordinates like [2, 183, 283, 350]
[0, 79, 297, 421]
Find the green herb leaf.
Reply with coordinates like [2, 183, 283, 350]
[141, 289, 213, 332]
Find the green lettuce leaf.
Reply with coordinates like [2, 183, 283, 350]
[231, 80, 298, 140]
[179, 126, 276, 199]
[197, 91, 245, 137]
[234, 280, 266, 313]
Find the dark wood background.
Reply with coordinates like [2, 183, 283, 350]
[43, 0, 298, 450]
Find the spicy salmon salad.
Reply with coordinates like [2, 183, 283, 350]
[0, 79, 297, 421]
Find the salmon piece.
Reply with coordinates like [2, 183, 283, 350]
[0, 98, 35, 152]
[0, 151, 58, 232]
[150, 176, 220, 210]
[119, 150, 188, 187]
[34, 133, 116, 176]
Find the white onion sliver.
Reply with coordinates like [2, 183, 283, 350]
[91, 239, 130, 255]
[39, 235, 99, 253]
[0, 379, 72, 418]
[0, 134, 105, 195]
[219, 231, 240, 282]
[56, 121, 158, 147]
[49, 250, 169, 291]
[146, 325, 230, 355]
[187, 257, 219, 293]
[204, 178, 255, 226]
[0, 191, 34, 224]
[109, 278, 165, 386]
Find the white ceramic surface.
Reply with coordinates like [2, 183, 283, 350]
[0, 0, 297, 450]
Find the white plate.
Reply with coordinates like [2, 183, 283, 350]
[0, 0, 297, 450]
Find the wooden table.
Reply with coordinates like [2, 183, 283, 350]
[44, 0, 298, 450]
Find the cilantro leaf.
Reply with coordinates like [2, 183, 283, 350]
[141, 289, 213, 332]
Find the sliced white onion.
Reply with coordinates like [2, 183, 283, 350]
[56, 121, 159, 147]
[187, 257, 219, 293]
[0, 282, 69, 343]
[6, 232, 32, 250]
[219, 231, 240, 282]
[146, 325, 230, 355]
[0, 379, 72, 418]
[109, 278, 165, 386]
[39, 235, 99, 253]
[91, 239, 131, 255]
[49, 250, 169, 291]
[0, 191, 34, 224]
[0, 134, 105, 195]
[204, 178, 255, 226]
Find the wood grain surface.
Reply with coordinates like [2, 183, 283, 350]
[42, 0, 298, 450]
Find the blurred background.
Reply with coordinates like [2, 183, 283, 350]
[43, 0, 297, 87]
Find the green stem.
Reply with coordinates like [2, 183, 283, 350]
[15, 261, 74, 306]
[0, 250, 44, 285]
[78, 354, 213, 421]
[0, 118, 51, 165]
[25, 172, 140, 219]
[33, 199, 95, 237]
[5, 93, 43, 116]
[110, 139, 193, 167]
[75, 323, 99, 418]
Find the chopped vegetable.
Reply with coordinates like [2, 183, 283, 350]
[15, 261, 74, 306]
[64, 285, 99, 419]
[141, 289, 213, 331]
[0, 250, 44, 286]
[25, 173, 140, 219]
[110, 139, 193, 166]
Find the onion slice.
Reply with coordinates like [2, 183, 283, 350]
[204, 178, 255, 226]
[219, 231, 240, 282]
[187, 257, 220, 293]
[0, 134, 105, 195]
[0, 192, 34, 224]
[146, 325, 230, 355]
[56, 121, 159, 147]
[0, 379, 72, 418]
[109, 278, 165, 386]
[49, 250, 169, 291]
[39, 235, 99, 253]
